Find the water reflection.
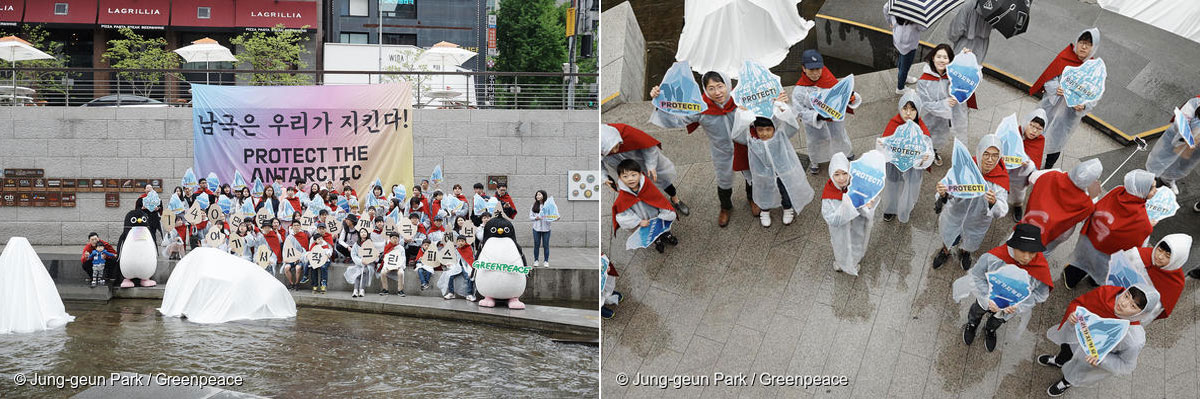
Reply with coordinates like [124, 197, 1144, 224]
[0, 300, 598, 398]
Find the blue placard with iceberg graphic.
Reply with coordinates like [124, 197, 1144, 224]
[232, 170, 247, 191]
[386, 206, 401, 225]
[272, 182, 283, 198]
[142, 190, 161, 212]
[810, 74, 854, 121]
[251, 178, 264, 197]
[1073, 307, 1130, 363]
[625, 218, 673, 250]
[731, 60, 784, 118]
[277, 198, 295, 220]
[946, 52, 982, 103]
[1105, 249, 1149, 288]
[601, 255, 612, 292]
[195, 193, 210, 210]
[431, 164, 443, 185]
[1060, 58, 1107, 107]
[337, 195, 350, 213]
[1175, 107, 1195, 148]
[848, 150, 887, 208]
[1145, 188, 1179, 223]
[653, 61, 708, 116]
[880, 121, 931, 172]
[392, 184, 407, 204]
[205, 172, 220, 193]
[167, 193, 186, 214]
[995, 114, 1029, 169]
[239, 199, 254, 216]
[939, 139, 988, 199]
[442, 195, 463, 214]
[473, 194, 487, 214]
[181, 168, 198, 191]
[217, 195, 233, 214]
[542, 197, 560, 221]
[986, 264, 1032, 309]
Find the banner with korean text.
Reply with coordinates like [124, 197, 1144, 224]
[192, 83, 414, 189]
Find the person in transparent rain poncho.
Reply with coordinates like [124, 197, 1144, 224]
[1037, 284, 1157, 397]
[729, 100, 816, 227]
[953, 223, 1053, 353]
[345, 229, 375, 298]
[932, 135, 1009, 271]
[1020, 159, 1103, 256]
[1062, 169, 1157, 290]
[601, 123, 688, 216]
[916, 44, 972, 165]
[821, 152, 878, 276]
[877, 90, 934, 223]
[1144, 96, 1200, 195]
[1007, 109, 1048, 222]
[790, 49, 863, 175]
[1029, 28, 1102, 170]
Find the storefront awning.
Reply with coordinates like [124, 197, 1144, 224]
[98, 0, 169, 29]
[234, 0, 316, 31]
[0, 0, 24, 26]
[170, 0, 234, 29]
[23, 0, 97, 25]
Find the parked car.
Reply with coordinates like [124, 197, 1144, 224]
[80, 94, 168, 107]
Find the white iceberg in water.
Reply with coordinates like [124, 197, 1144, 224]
[0, 237, 74, 334]
[158, 248, 296, 324]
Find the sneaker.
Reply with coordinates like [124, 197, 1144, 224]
[895, 88, 906, 95]
[808, 164, 820, 175]
[655, 240, 666, 253]
[320, 285, 327, 294]
[1189, 269, 1200, 280]
[312, 287, 319, 293]
[444, 293, 456, 300]
[601, 307, 615, 319]
[466, 294, 477, 302]
[663, 232, 678, 246]
[380, 289, 388, 296]
[905, 76, 919, 85]
[532, 260, 541, 267]
[397, 290, 407, 297]
[934, 153, 943, 166]
[1011, 206, 1024, 223]
[1168, 179, 1179, 194]
[984, 329, 998, 352]
[543, 261, 550, 267]
[300, 276, 309, 285]
[883, 213, 895, 222]
[962, 322, 978, 345]
[959, 250, 972, 271]
[782, 208, 796, 225]
[1047, 379, 1070, 397]
[1037, 355, 1062, 368]
[421, 284, 429, 291]
[673, 199, 690, 216]
[760, 211, 771, 227]
[932, 248, 951, 269]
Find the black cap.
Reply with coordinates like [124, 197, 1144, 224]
[802, 49, 824, 69]
[1007, 223, 1046, 253]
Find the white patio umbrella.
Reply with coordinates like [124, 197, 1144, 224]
[0, 36, 53, 102]
[675, 0, 814, 78]
[173, 37, 237, 84]
[415, 41, 477, 101]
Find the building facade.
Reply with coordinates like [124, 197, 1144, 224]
[325, 0, 488, 74]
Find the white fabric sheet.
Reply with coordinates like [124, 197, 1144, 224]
[158, 248, 296, 324]
[0, 237, 74, 334]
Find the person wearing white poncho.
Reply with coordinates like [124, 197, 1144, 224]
[946, 0, 996, 62]
[877, 90, 935, 223]
[730, 101, 816, 227]
[1063, 169, 1157, 289]
[1006, 109, 1048, 222]
[1130, 234, 1192, 322]
[1144, 96, 1200, 193]
[601, 123, 687, 215]
[821, 152, 878, 276]
[917, 44, 971, 163]
[0, 237, 75, 334]
[953, 224, 1053, 353]
[933, 135, 1009, 271]
[791, 49, 863, 175]
[344, 230, 375, 298]
[1037, 283, 1157, 396]
[1030, 28, 1102, 170]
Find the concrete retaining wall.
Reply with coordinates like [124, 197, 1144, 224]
[600, 2, 645, 111]
[0, 107, 599, 248]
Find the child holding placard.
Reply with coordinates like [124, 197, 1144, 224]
[529, 190, 554, 266]
[731, 104, 815, 228]
[878, 90, 934, 223]
[283, 218, 310, 290]
[601, 123, 689, 216]
[612, 159, 678, 253]
[1007, 109, 1047, 222]
[262, 218, 286, 274]
[378, 232, 406, 296]
[1038, 284, 1155, 396]
[308, 230, 333, 294]
[953, 224, 1052, 352]
[917, 44, 973, 164]
[347, 230, 374, 298]
[1029, 28, 1101, 169]
[440, 235, 477, 301]
[821, 152, 878, 276]
[473, 212, 490, 253]
[1063, 170, 1157, 289]
[415, 240, 438, 290]
[933, 135, 1009, 271]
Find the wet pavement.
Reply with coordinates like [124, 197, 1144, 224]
[0, 300, 599, 398]
[600, 68, 1200, 398]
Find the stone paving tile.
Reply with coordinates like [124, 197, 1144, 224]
[602, 64, 1197, 398]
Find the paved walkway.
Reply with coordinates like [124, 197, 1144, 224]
[601, 68, 1200, 398]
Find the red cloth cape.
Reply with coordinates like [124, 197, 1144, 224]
[918, 71, 978, 109]
[1081, 187, 1153, 254]
[610, 178, 674, 234]
[987, 245, 1054, 290]
[608, 123, 662, 153]
[1022, 171, 1093, 245]
[1139, 247, 1184, 320]
[1059, 285, 1140, 328]
[1029, 44, 1085, 97]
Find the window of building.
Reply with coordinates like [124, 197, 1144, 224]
[382, 3, 417, 19]
[383, 33, 417, 45]
[343, 0, 368, 16]
[340, 32, 369, 44]
[54, 3, 68, 15]
[197, 7, 211, 19]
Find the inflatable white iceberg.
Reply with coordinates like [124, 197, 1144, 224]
[158, 248, 296, 323]
[0, 237, 74, 334]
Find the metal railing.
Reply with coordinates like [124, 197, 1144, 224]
[0, 67, 599, 110]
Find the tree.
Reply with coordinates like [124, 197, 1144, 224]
[229, 25, 312, 85]
[102, 27, 182, 98]
[0, 25, 73, 103]
[380, 48, 434, 106]
[495, 0, 565, 77]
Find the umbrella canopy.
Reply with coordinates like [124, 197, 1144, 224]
[675, 0, 814, 79]
[173, 37, 236, 63]
[888, 0, 964, 29]
[0, 36, 53, 62]
[415, 41, 477, 70]
[976, 0, 1031, 39]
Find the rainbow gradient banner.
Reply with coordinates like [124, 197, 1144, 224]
[192, 83, 414, 190]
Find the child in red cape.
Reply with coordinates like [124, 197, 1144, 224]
[933, 135, 1010, 271]
[877, 90, 934, 223]
[821, 152, 878, 276]
[611, 159, 678, 254]
[602, 123, 689, 215]
[1038, 284, 1156, 396]
[791, 49, 862, 175]
[1135, 234, 1192, 321]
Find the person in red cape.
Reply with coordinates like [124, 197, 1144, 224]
[821, 152, 877, 276]
[377, 232, 407, 297]
[494, 183, 517, 219]
[282, 217, 311, 291]
[262, 217, 286, 273]
[956, 224, 1053, 352]
[602, 123, 689, 215]
[1020, 159, 1102, 255]
[791, 49, 862, 175]
[611, 159, 678, 254]
[933, 135, 1010, 271]
[1135, 234, 1192, 321]
[649, 70, 753, 227]
[1030, 28, 1101, 170]
[1006, 109, 1048, 222]
[1064, 169, 1158, 289]
[917, 44, 977, 164]
[878, 90, 934, 223]
[439, 235, 478, 301]
[1038, 284, 1154, 396]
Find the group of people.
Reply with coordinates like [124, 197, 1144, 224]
[605, 2, 1200, 396]
[83, 176, 558, 304]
